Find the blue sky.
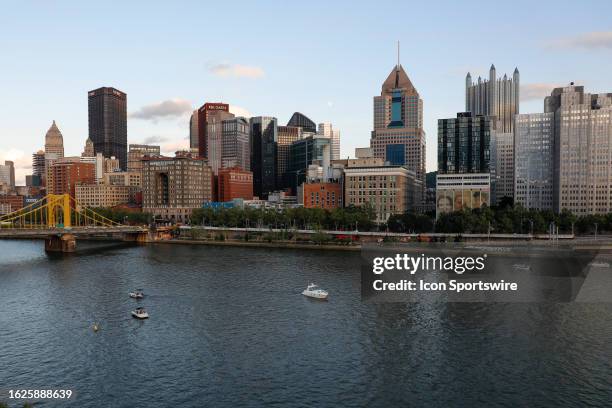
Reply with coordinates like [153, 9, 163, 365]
[1, 0, 612, 183]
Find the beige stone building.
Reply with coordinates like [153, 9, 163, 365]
[343, 154, 422, 223]
[75, 184, 130, 208]
[142, 152, 212, 222]
[548, 85, 612, 214]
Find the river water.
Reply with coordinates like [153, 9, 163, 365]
[1, 240, 611, 407]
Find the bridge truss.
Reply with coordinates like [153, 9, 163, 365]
[0, 194, 124, 229]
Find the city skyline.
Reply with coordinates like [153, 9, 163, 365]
[2, 1, 612, 184]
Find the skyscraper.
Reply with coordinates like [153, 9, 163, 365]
[221, 117, 250, 171]
[250, 116, 277, 198]
[466, 65, 519, 203]
[189, 110, 199, 149]
[465, 65, 520, 133]
[276, 125, 301, 190]
[436, 112, 492, 215]
[88, 87, 128, 169]
[287, 112, 316, 133]
[44, 120, 64, 158]
[547, 85, 612, 214]
[514, 113, 555, 210]
[370, 61, 426, 195]
[197, 102, 230, 159]
[32, 150, 45, 178]
[318, 123, 341, 160]
[0, 161, 15, 188]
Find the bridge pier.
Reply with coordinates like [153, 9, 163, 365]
[45, 234, 76, 253]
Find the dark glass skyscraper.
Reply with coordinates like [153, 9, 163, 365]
[250, 116, 277, 198]
[287, 112, 316, 133]
[88, 87, 128, 169]
[438, 112, 491, 174]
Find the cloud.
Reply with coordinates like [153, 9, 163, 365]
[229, 105, 253, 118]
[0, 149, 32, 186]
[520, 83, 568, 101]
[130, 98, 192, 120]
[208, 63, 265, 79]
[160, 140, 190, 155]
[142, 135, 169, 144]
[548, 31, 612, 50]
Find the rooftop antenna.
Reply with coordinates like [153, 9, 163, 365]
[397, 40, 400, 69]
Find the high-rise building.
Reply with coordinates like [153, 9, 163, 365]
[189, 110, 199, 149]
[82, 138, 95, 157]
[88, 87, 128, 169]
[514, 113, 555, 210]
[50, 161, 96, 197]
[287, 112, 316, 133]
[289, 135, 331, 193]
[221, 117, 250, 171]
[370, 62, 426, 195]
[276, 125, 301, 190]
[466, 65, 520, 133]
[32, 150, 45, 178]
[465, 65, 519, 203]
[546, 85, 612, 214]
[197, 102, 230, 159]
[127, 144, 161, 174]
[250, 116, 277, 198]
[436, 112, 492, 215]
[44, 120, 64, 158]
[318, 123, 341, 160]
[438, 112, 492, 174]
[0, 161, 15, 188]
[142, 151, 213, 222]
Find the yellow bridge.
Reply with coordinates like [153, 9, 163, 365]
[0, 194, 150, 252]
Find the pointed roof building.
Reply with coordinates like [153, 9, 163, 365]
[381, 64, 418, 95]
[45, 120, 64, 158]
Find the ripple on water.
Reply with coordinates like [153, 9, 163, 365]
[1, 241, 612, 407]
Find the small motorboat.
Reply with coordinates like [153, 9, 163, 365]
[129, 289, 144, 299]
[131, 307, 149, 319]
[302, 283, 328, 300]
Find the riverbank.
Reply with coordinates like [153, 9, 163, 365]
[157, 238, 361, 251]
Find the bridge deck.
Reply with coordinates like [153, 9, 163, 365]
[0, 227, 148, 237]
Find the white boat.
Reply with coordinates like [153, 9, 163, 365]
[129, 289, 144, 299]
[131, 307, 149, 319]
[302, 283, 328, 300]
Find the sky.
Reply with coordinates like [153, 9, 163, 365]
[1, 0, 612, 184]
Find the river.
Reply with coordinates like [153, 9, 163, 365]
[0, 240, 611, 407]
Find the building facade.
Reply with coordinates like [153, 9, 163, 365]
[127, 144, 161, 174]
[217, 167, 253, 202]
[287, 112, 316, 133]
[277, 125, 301, 190]
[437, 112, 492, 216]
[75, 184, 130, 208]
[142, 152, 213, 222]
[50, 161, 96, 198]
[88, 87, 128, 169]
[221, 117, 250, 171]
[370, 63, 426, 195]
[189, 110, 199, 149]
[317, 123, 341, 160]
[436, 173, 491, 215]
[300, 182, 343, 209]
[344, 157, 422, 223]
[0, 161, 15, 188]
[547, 85, 612, 214]
[466, 65, 520, 134]
[514, 113, 555, 210]
[289, 135, 331, 193]
[197, 102, 230, 159]
[250, 116, 278, 198]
